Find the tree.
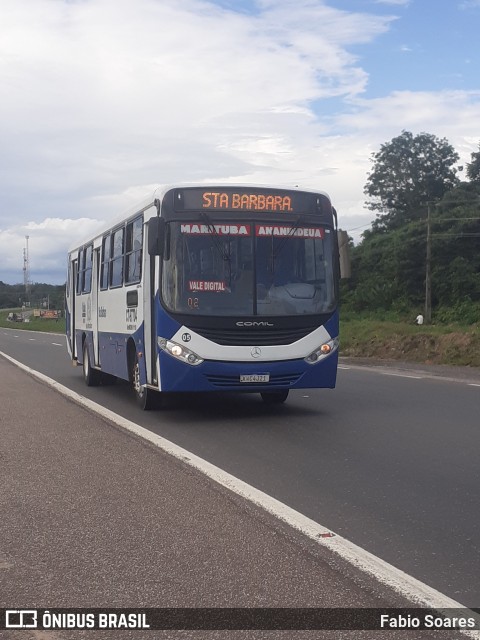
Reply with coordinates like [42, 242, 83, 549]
[364, 130, 460, 232]
[466, 143, 480, 184]
[344, 179, 480, 320]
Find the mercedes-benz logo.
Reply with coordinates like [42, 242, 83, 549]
[251, 346, 262, 358]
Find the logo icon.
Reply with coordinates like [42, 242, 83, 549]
[251, 347, 262, 358]
[5, 610, 38, 629]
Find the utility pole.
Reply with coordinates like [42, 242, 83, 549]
[424, 203, 432, 324]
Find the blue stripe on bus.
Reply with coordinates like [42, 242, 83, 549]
[76, 325, 145, 383]
[324, 310, 339, 340]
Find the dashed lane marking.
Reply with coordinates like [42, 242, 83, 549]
[339, 362, 480, 387]
[379, 372, 423, 379]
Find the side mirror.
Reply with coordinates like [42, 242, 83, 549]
[148, 217, 166, 256]
[337, 230, 351, 279]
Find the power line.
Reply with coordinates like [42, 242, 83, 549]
[432, 233, 480, 237]
[344, 222, 372, 232]
[432, 217, 480, 222]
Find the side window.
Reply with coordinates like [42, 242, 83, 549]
[83, 245, 93, 293]
[66, 259, 70, 297]
[76, 244, 93, 294]
[100, 234, 111, 290]
[110, 227, 124, 288]
[125, 216, 143, 284]
[76, 249, 84, 294]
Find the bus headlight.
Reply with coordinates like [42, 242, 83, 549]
[304, 337, 339, 364]
[158, 337, 204, 366]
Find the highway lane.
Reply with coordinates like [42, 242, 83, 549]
[1, 327, 479, 608]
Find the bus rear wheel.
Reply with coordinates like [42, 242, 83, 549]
[82, 341, 101, 387]
[132, 354, 157, 410]
[260, 390, 289, 404]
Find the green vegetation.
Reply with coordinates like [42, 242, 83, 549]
[364, 130, 460, 232]
[339, 131, 480, 367]
[340, 315, 480, 367]
[0, 282, 65, 310]
[0, 309, 65, 333]
[343, 131, 480, 328]
[0, 282, 65, 333]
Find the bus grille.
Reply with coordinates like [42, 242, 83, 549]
[193, 325, 318, 346]
[205, 372, 302, 388]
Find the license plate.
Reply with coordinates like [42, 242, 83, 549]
[240, 374, 270, 383]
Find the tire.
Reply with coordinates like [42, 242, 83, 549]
[260, 390, 289, 404]
[132, 353, 157, 410]
[82, 341, 101, 387]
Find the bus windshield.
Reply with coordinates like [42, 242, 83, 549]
[161, 221, 336, 316]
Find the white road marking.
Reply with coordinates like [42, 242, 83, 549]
[339, 362, 480, 386]
[0, 350, 479, 637]
[0, 326, 64, 337]
[29, 338, 36, 341]
[380, 372, 423, 379]
[51, 343, 63, 346]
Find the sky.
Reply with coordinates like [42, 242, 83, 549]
[1, 0, 479, 285]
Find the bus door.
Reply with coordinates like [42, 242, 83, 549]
[67, 258, 77, 359]
[92, 247, 100, 365]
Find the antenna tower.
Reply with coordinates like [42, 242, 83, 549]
[23, 235, 31, 297]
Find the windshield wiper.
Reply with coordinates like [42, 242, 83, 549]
[199, 211, 232, 283]
[270, 214, 305, 276]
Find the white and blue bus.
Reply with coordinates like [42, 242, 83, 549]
[66, 185, 341, 409]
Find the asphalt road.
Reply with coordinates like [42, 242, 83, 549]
[1, 326, 479, 613]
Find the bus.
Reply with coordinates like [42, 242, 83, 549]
[66, 184, 341, 409]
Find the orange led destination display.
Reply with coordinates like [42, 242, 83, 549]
[202, 192, 293, 212]
[175, 187, 315, 213]
[172, 187, 330, 216]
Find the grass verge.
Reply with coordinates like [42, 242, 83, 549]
[340, 318, 480, 367]
[0, 309, 65, 334]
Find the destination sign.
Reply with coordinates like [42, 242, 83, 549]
[255, 225, 325, 238]
[202, 192, 293, 212]
[174, 187, 325, 214]
[179, 223, 325, 238]
[180, 223, 251, 235]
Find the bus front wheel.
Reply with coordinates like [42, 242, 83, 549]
[82, 342, 101, 387]
[132, 354, 157, 410]
[260, 390, 289, 404]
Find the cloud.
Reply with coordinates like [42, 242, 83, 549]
[459, 0, 480, 8]
[0, 0, 389, 201]
[0, 218, 104, 284]
[0, 0, 396, 282]
[336, 90, 480, 141]
[374, 0, 410, 5]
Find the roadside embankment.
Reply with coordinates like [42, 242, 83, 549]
[340, 319, 480, 368]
